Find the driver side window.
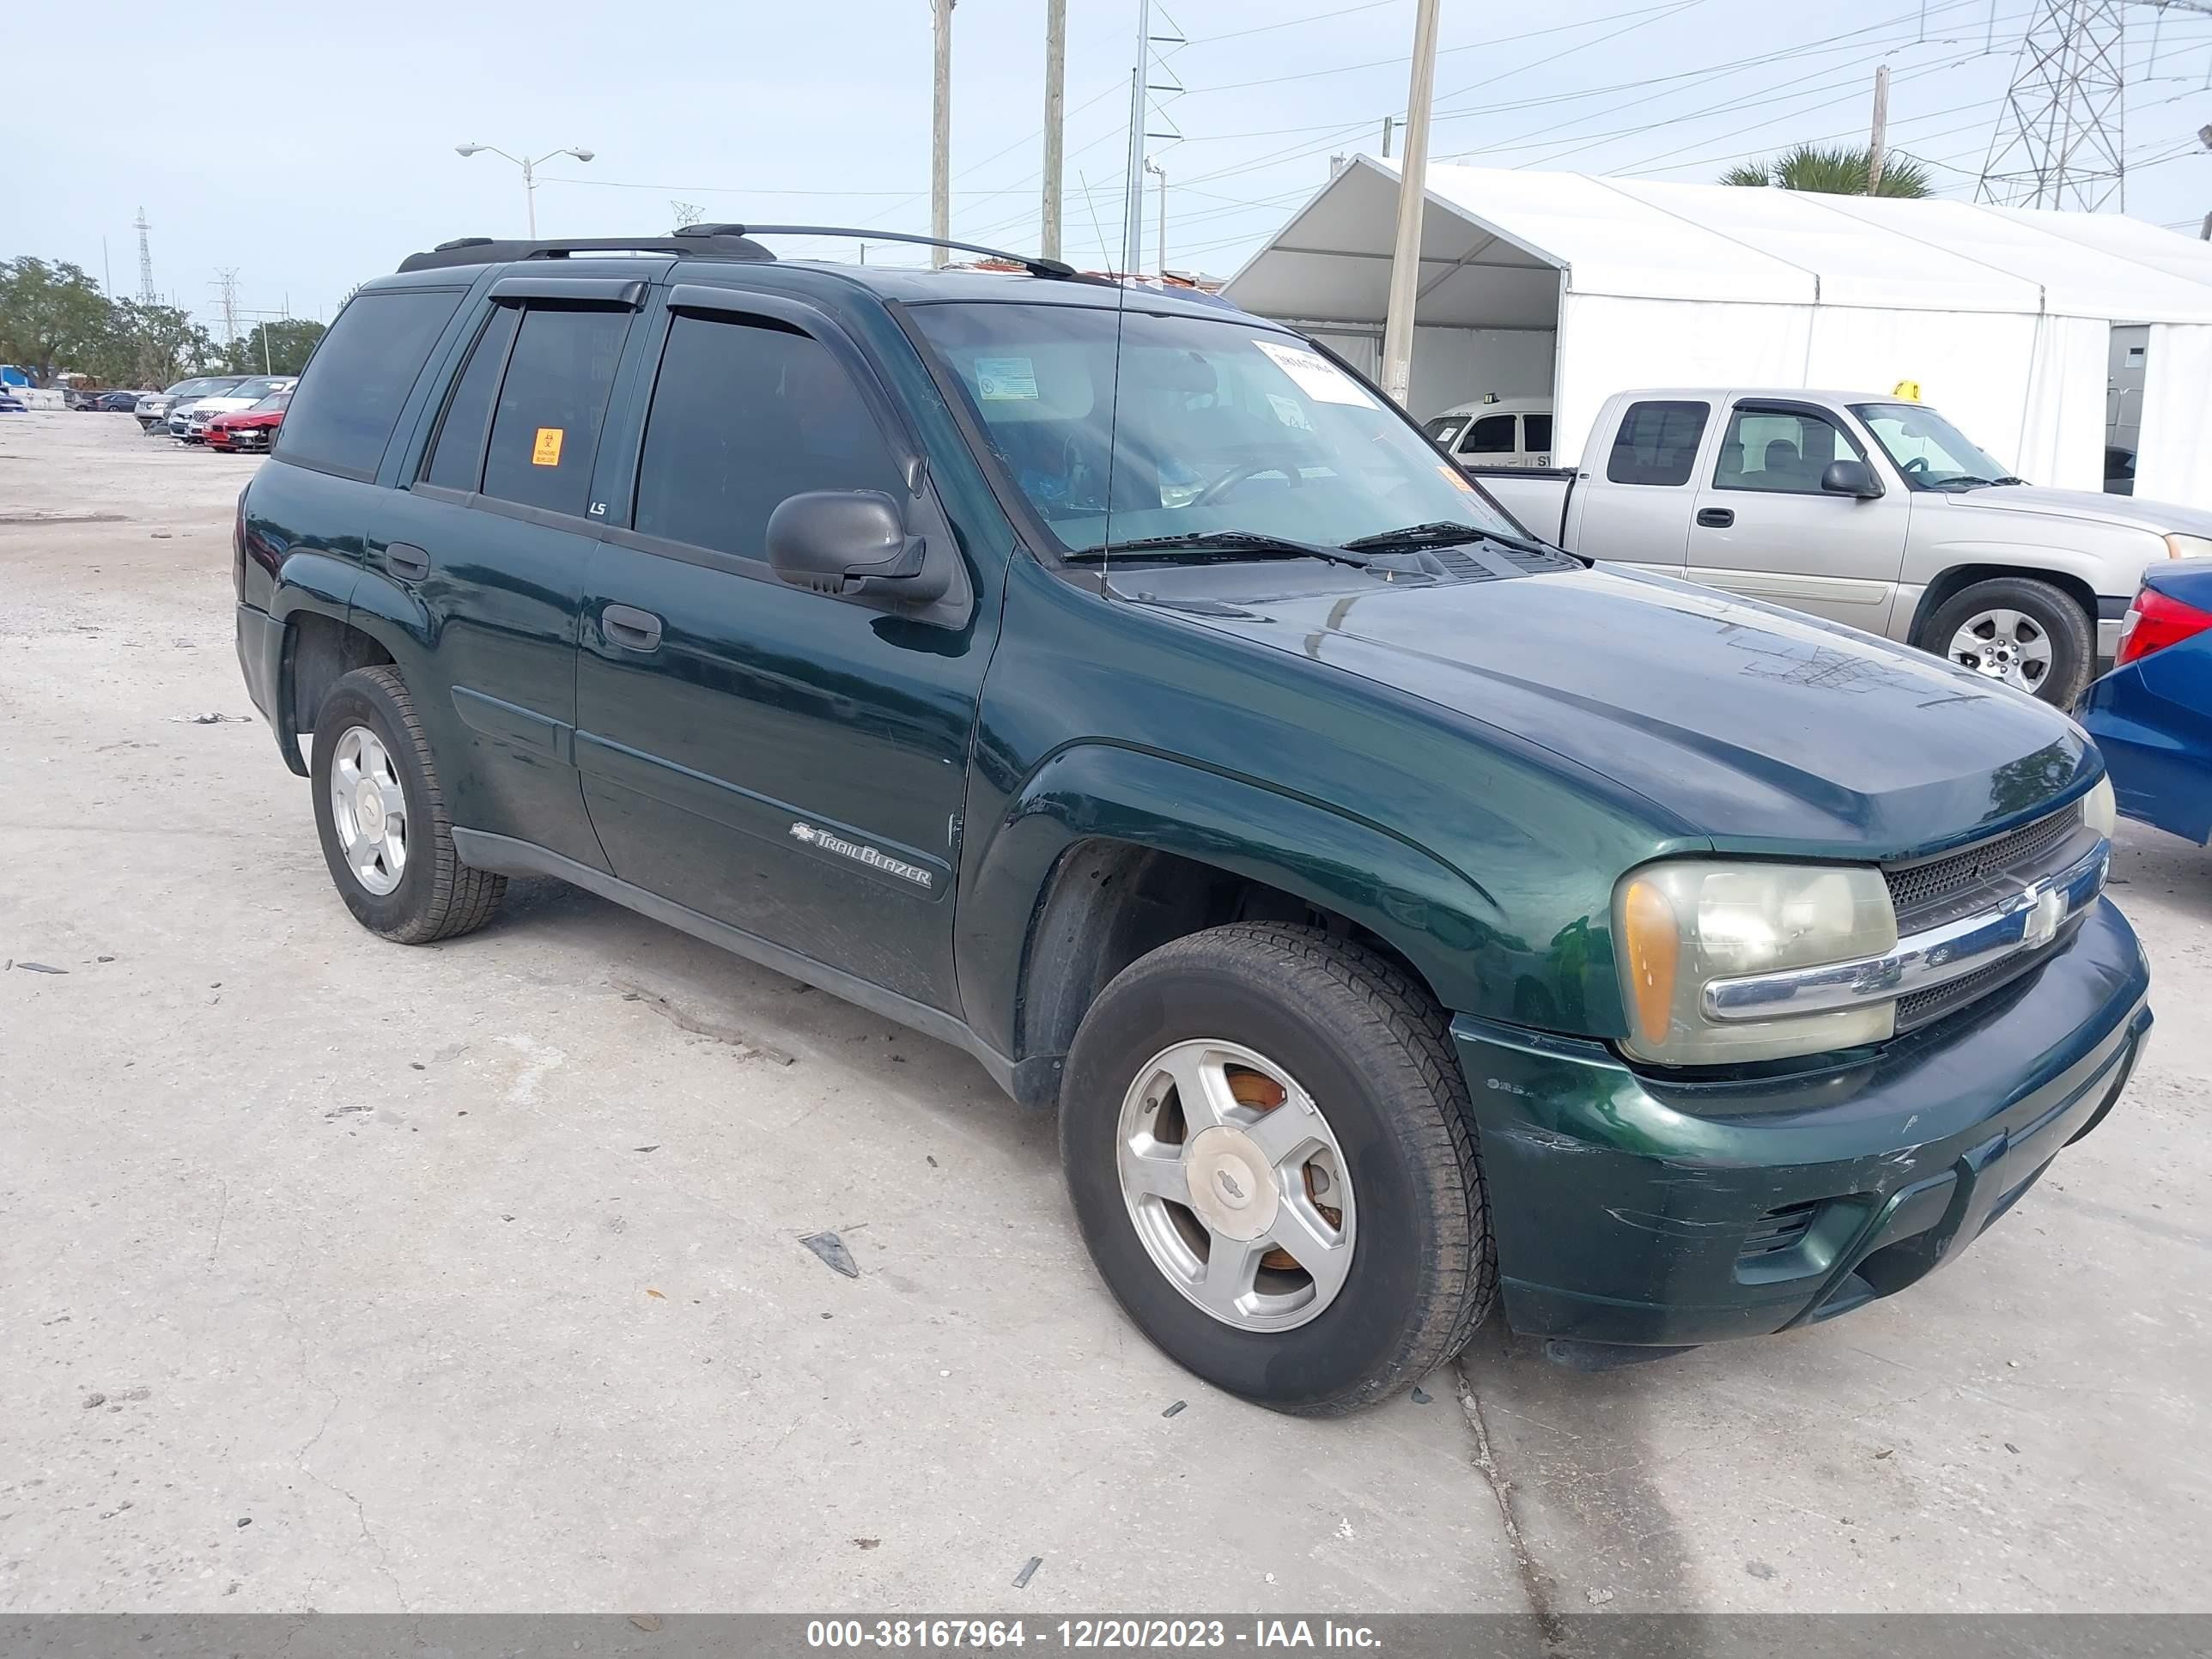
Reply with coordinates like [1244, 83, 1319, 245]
[1713, 407, 1857, 495]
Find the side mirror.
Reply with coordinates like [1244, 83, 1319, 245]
[765, 489, 949, 603]
[1821, 459, 1882, 500]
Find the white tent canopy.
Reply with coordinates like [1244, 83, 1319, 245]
[1224, 158, 2212, 506]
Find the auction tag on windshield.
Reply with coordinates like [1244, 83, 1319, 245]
[974, 357, 1039, 401]
[532, 427, 565, 467]
[1252, 338, 1377, 408]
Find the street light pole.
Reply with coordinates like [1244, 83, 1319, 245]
[1379, 0, 1442, 408]
[454, 143, 598, 239]
[1146, 158, 1167, 277]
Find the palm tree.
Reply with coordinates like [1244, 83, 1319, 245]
[1721, 143, 1933, 198]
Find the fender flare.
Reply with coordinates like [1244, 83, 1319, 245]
[959, 741, 1513, 1069]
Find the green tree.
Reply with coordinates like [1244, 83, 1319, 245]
[1721, 143, 1933, 198]
[91, 301, 219, 387]
[0, 257, 114, 382]
[222, 318, 326, 376]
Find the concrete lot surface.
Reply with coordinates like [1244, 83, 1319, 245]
[3, 413, 2207, 1614]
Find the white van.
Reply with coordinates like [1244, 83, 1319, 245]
[1425, 396, 1554, 470]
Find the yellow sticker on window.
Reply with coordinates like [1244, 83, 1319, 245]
[1437, 463, 1477, 493]
[532, 427, 564, 467]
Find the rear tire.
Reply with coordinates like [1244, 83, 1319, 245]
[310, 665, 504, 944]
[1060, 922, 1496, 1416]
[1916, 576, 2092, 706]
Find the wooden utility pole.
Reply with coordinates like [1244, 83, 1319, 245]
[1380, 0, 1442, 408]
[932, 0, 955, 268]
[1042, 0, 1066, 260]
[1868, 63, 1892, 194]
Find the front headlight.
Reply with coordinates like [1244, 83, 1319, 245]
[1614, 860, 1898, 1065]
[2083, 775, 2117, 840]
[2167, 534, 2212, 560]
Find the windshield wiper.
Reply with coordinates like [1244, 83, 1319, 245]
[1340, 520, 1562, 558]
[1067, 530, 1371, 568]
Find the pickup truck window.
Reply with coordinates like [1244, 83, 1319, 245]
[1523, 413, 1552, 453]
[1852, 401, 2014, 490]
[422, 304, 522, 491]
[1714, 408, 1858, 495]
[908, 301, 1520, 554]
[633, 313, 904, 562]
[1425, 414, 1469, 448]
[278, 288, 464, 478]
[1458, 414, 1516, 456]
[479, 306, 631, 519]
[1605, 400, 1707, 486]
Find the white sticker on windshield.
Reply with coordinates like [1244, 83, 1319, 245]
[975, 356, 1040, 401]
[1253, 338, 1378, 408]
[1266, 393, 1313, 430]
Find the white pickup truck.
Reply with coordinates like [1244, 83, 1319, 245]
[1472, 387, 2212, 705]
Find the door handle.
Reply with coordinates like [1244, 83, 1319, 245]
[602, 604, 664, 653]
[1696, 507, 1735, 529]
[386, 542, 430, 580]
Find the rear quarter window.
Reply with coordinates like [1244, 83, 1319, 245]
[1605, 399, 1709, 486]
[276, 288, 466, 478]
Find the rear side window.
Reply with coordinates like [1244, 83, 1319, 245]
[1605, 399, 1709, 486]
[632, 313, 904, 562]
[479, 307, 633, 519]
[1523, 413, 1553, 453]
[1458, 414, 1516, 456]
[422, 304, 522, 491]
[277, 288, 465, 477]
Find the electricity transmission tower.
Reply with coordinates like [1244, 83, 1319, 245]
[212, 270, 241, 348]
[1976, 0, 2212, 210]
[134, 208, 156, 304]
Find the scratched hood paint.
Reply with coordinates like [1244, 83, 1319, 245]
[1170, 562, 2094, 857]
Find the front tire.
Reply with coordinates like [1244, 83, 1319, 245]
[309, 665, 504, 944]
[1060, 923, 1496, 1416]
[1917, 576, 2092, 706]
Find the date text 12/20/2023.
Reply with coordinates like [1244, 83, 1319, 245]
[805, 1620, 1383, 1650]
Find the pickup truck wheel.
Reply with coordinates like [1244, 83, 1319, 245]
[309, 665, 505, 945]
[1060, 922, 1495, 1416]
[1917, 577, 2091, 705]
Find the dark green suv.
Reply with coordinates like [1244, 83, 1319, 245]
[234, 226, 2150, 1414]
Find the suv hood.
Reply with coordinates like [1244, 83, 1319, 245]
[1160, 562, 2091, 856]
[1951, 483, 2212, 539]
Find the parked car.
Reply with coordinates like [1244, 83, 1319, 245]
[94, 390, 144, 412]
[174, 375, 294, 441]
[234, 228, 2149, 1413]
[1473, 389, 2212, 705]
[1425, 396, 1553, 470]
[2077, 557, 2212, 845]
[0, 392, 25, 414]
[205, 390, 289, 452]
[137, 375, 246, 434]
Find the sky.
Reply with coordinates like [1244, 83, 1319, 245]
[9, 0, 2209, 333]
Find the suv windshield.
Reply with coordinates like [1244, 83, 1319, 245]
[230, 377, 283, 401]
[1852, 402, 2017, 490]
[909, 301, 1522, 556]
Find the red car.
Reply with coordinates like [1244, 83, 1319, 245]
[205, 390, 289, 453]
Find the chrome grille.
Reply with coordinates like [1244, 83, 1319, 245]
[1884, 804, 2083, 931]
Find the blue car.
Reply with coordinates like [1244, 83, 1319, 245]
[2079, 556, 2212, 845]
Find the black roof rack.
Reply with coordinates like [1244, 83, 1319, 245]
[397, 232, 775, 273]
[680, 223, 1082, 281]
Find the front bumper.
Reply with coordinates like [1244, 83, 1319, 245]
[1454, 897, 2150, 1346]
